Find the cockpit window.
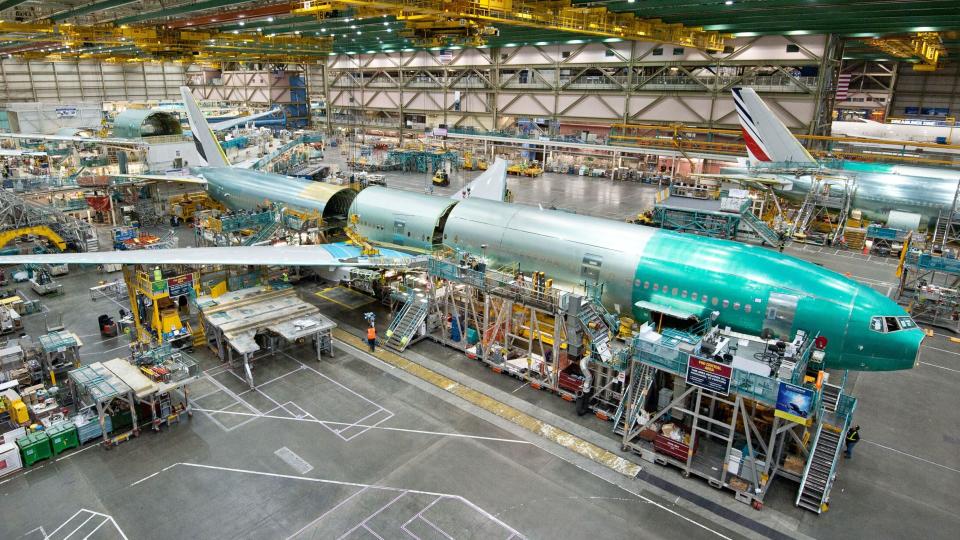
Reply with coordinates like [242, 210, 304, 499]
[885, 317, 901, 332]
[871, 315, 916, 333]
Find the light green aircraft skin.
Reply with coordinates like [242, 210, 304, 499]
[633, 232, 923, 371]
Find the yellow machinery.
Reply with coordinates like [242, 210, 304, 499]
[0, 225, 67, 251]
[122, 265, 200, 344]
[169, 192, 226, 222]
[295, 1, 727, 51]
[1, 389, 29, 425]
[432, 170, 451, 187]
[346, 215, 380, 256]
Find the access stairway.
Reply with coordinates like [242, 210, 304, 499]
[385, 294, 429, 352]
[577, 300, 613, 363]
[740, 210, 783, 248]
[243, 220, 282, 246]
[612, 361, 655, 436]
[796, 382, 849, 514]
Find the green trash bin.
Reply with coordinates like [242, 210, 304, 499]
[47, 423, 79, 456]
[16, 432, 52, 467]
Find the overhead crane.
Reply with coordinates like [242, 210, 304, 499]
[0, 19, 333, 62]
[294, 0, 729, 50]
[867, 32, 946, 71]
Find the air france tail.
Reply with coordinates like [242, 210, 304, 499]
[732, 87, 817, 167]
[180, 86, 230, 168]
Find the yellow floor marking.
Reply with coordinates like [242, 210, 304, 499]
[316, 286, 374, 310]
[334, 328, 641, 477]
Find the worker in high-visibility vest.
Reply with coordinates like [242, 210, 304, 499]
[153, 266, 162, 282]
[366, 325, 377, 353]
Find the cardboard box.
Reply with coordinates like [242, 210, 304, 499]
[728, 476, 749, 492]
[783, 454, 805, 475]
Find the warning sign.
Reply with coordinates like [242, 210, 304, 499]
[686, 355, 732, 395]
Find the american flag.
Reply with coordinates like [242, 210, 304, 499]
[835, 73, 852, 101]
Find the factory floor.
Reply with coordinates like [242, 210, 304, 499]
[0, 163, 956, 539]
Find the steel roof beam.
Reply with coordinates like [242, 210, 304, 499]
[50, 0, 140, 22]
[114, 0, 259, 26]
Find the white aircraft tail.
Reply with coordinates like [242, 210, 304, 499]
[731, 87, 817, 166]
[451, 158, 509, 202]
[180, 86, 230, 168]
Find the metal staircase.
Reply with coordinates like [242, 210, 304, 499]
[243, 220, 281, 246]
[740, 209, 783, 247]
[820, 382, 841, 413]
[613, 362, 655, 435]
[795, 383, 853, 514]
[385, 295, 429, 352]
[796, 424, 843, 513]
[577, 300, 612, 363]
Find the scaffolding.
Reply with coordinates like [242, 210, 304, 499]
[0, 187, 98, 252]
[897, 247, 960, 332]
[389, 252, 856, 512]
[615, 324, 855, 512]
[790, 176, 857, 246]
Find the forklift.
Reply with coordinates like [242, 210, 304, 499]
[432, 169, 450, 187]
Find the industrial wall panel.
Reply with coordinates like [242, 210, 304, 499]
[563, 42, 634, 64]
[561, 94, 626, 119]
[498, 93, 554, 116]
[366, 91, 401, 109]
[450, 48, 492, 67]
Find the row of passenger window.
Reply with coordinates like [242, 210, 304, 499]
[639, 280, 752, 313]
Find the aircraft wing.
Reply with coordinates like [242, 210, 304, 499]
[691, 173, 794, 189]
[0, 133, 147, 147]
[0, 244, 417, 268]
[209, 108, 281, 131]
[115, 173, 207, 185]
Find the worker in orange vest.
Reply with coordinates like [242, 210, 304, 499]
[367, 325, 377, 352]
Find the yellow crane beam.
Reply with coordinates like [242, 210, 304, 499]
[295, 0, 728, 51]
[0, 20, 333, 62]
[867, 32, 945, 71]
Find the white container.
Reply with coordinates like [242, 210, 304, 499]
[0, 442, 23, 477]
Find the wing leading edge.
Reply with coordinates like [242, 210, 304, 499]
[0, 244, 415, 268]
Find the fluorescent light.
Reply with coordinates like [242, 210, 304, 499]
[725, 0, 733, 5]
[535, 41, 548, 46]
[603, 38, 622, 43]
[566, 39, 584, 44]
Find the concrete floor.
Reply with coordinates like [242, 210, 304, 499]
[1, 162, 957, 539]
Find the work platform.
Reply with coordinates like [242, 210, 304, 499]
[383, 252, 855, 513]
[898, 250, 960, 332]
[653, 189, 784, 248]
[197, 287, 336, 388]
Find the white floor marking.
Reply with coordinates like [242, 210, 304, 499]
[863, 440, 960, 474]
[285, 487, 370, 540]
[129, 471, 161, 487]
[336, 492, 407, 540]
[920, 361, 960, 373]
[24, 509, 128, 540]
[923, 345, 960, 357]
[133, 462, 525, 539]
[191, 407, 531, 444]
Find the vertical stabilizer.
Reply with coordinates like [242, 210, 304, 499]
[451, 158, 509, 201]
[180, 86, 230, 167]
[732, 87, 817, 166]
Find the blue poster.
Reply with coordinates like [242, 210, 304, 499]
[774, 382, 815, 424]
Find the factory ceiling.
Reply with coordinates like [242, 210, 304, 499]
[0, 1, 956, 65]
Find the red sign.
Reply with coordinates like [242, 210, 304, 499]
[686, 355, 733, 395]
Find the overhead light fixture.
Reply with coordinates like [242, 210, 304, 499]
[239, 21, 245, 26]
[725, 0, 733, 4]
[267, 17, 274, 22]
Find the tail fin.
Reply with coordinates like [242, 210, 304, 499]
[180, 86, 230, 168]
[731, 87, 816, 166]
